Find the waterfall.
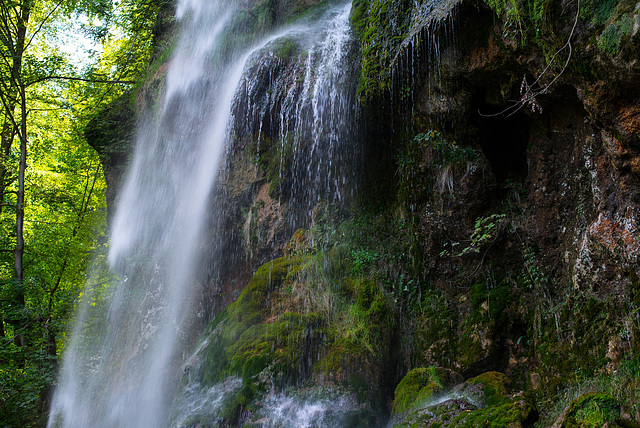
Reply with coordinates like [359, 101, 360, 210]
[48, 1, 357, 427]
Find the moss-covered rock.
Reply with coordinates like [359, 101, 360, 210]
[392, 367, 463, 415]
[195, 256, 309, 386]
[554, 392, 622, 428]
[448, 392, 537, 427]
[391, 371, 537, 427]
[456, 371, 511, 407]
[173, 251, 397, 426]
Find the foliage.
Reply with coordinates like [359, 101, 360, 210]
[440, 214, 507, 258]
[397, 130, 478, 206]
[309, 206, 418, 303]
[538, 357, 640, 426]
[0, 0, 160, 424]
[521, 245, 549, 290]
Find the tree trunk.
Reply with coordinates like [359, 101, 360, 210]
[14, 83, 26, 300]
[0, 0, 30, 216]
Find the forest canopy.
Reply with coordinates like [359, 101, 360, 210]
[0, 0, 162, 425]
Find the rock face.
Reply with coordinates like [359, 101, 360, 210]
[87, 0, 640, 426]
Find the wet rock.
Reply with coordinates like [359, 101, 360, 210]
[392, 371, 537, 428]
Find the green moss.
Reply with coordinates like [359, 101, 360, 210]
[197, 256, 308, 385]
[349, 0, 369, 36]
[392, 367, 445, 415]
[226, 311, 324, 386]
[412, 289, 457, 367]
[271, 37, 300, 59]
[257, 132, 295, 199]
[580, 0, 621, 26]
[531, 291, 634, 408]
[562, 392, 621, 427]
[219, 382, 256, 425]
[598, 14, 634, 56]
[449, 394, 537, 427]
[353, 0, 414, 101]
[467, 371, 510, 406]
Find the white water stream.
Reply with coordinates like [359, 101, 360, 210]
[49, 1, 356, 427]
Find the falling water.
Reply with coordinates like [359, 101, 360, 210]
[49, 1, 357, 427]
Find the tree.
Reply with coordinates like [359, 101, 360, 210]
[0, 0, 161, 425]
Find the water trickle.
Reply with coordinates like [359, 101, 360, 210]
[232, 2, 359, 229]
[49, 1, 358, 427]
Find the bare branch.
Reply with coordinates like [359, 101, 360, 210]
[479, 0, 581, 118]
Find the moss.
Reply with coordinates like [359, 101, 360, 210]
[271, 36, 300, 59]
[467, 371, 510, 406]
[531, 292, 633, 408]
[448, 394, 537, 427]
[197, 256, 307, 385]
[258, 132, 295, 199]
[412, 289, 457, 367]
[580, 0, 621, 25]
[349, 0, 369, 36]
[348, 279, 394, 357]
[218, 382, 257, 425]
[392, 371, 536, 427]
[353, 0, 414, 101]
[562, 392, 621, 427]
[226, 311, 324, 386]
[392, 367, 446, 415]
[598, 14, 634, 56]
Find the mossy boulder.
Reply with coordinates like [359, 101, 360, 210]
[448, 392, 538, 427]
[553, 392, 622, 428]
[176, 256, 322, 424]
[447, 372, 537, 427]
[392, 367, 464, 415]
[392, 371, 537, 427]
[456, 371, 510, 407]
[194, 256, 311, 383]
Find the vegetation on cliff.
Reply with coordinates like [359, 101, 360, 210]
[3, 0, 640, 426]
[183, 0, 640, 425]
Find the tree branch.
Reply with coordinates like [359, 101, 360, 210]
[27, 75, 137, 86]
[24, 0, 64, 52]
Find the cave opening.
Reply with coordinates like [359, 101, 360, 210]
[471, 89, 531, 190]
